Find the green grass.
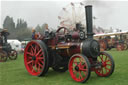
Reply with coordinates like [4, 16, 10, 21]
[0, 50, 128, 85]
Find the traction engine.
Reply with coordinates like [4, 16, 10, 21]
[0, 29, 18, 62]
[24, 5, 115, 83]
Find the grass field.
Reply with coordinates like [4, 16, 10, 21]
[0, 50, 128, 85]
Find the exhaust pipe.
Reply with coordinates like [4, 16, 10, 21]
[85, 5, 94, 39]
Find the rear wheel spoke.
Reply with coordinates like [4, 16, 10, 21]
[31, 45, 35, 54]
[36, 49, 42, 57]
[27, 60, 33, 65]
[30, 49, 34, 55]
[37, 57, 44, 60]
[34, 46, 37, 55]
[35, 63, 38, 71]
[38, 62, 43, 68]
[37, 53, 44, 59]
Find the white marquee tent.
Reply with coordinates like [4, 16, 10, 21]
[7, 39, 21, 51]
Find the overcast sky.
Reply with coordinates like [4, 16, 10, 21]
[1, 0, 128, 31]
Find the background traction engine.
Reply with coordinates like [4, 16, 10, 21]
[0, 30, 18, 62]
[24, 5, 115, 83]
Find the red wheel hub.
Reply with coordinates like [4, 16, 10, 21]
[24, 41, 45, 76]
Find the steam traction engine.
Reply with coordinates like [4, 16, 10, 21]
[0, 29, 18, 62]
[24, 5, 115, 83]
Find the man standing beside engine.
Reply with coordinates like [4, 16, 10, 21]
[1, 29, 10, 43]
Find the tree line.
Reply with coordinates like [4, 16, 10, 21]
[2, 16, 46, 41]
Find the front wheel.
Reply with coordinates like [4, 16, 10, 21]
[8, 49, 18, 60]
[68, 54, 91, 83]
[95, 52, 115, 77]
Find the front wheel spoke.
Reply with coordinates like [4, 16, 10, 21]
[105, 56, 108, 61]
[106, 59, 110, 62]
[105, 66, 110, 71]
[79, 58, 82, 64]
[73, 62, 78, 66]
[74, 71, 78, 77]
[74, 59, 78, 65]
[80, 63, 86, 68]
[106, 64, 112, 66]
[83, 71, 86, 75]
[79, 67, 87, 71]
[99, 55, 103, 61]
[73, 70, 77, 75]
[78, 71, 83, 80]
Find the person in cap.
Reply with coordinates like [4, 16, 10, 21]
[1, 29, 10, 43]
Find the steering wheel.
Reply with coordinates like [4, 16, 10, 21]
[56, 27, 69, 35]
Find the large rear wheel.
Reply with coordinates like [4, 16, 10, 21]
[68, 54, 91, 83]
[95, 52, 115, 77]
[24, 40, 49, 76]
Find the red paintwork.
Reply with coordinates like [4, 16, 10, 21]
[69, 54, 89, 82]
[95, 52, 113, 77]
[71, 32, 79, 39]
[24, 41, 45, 76]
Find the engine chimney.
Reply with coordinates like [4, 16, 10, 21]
[85, 5, 94, 39]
